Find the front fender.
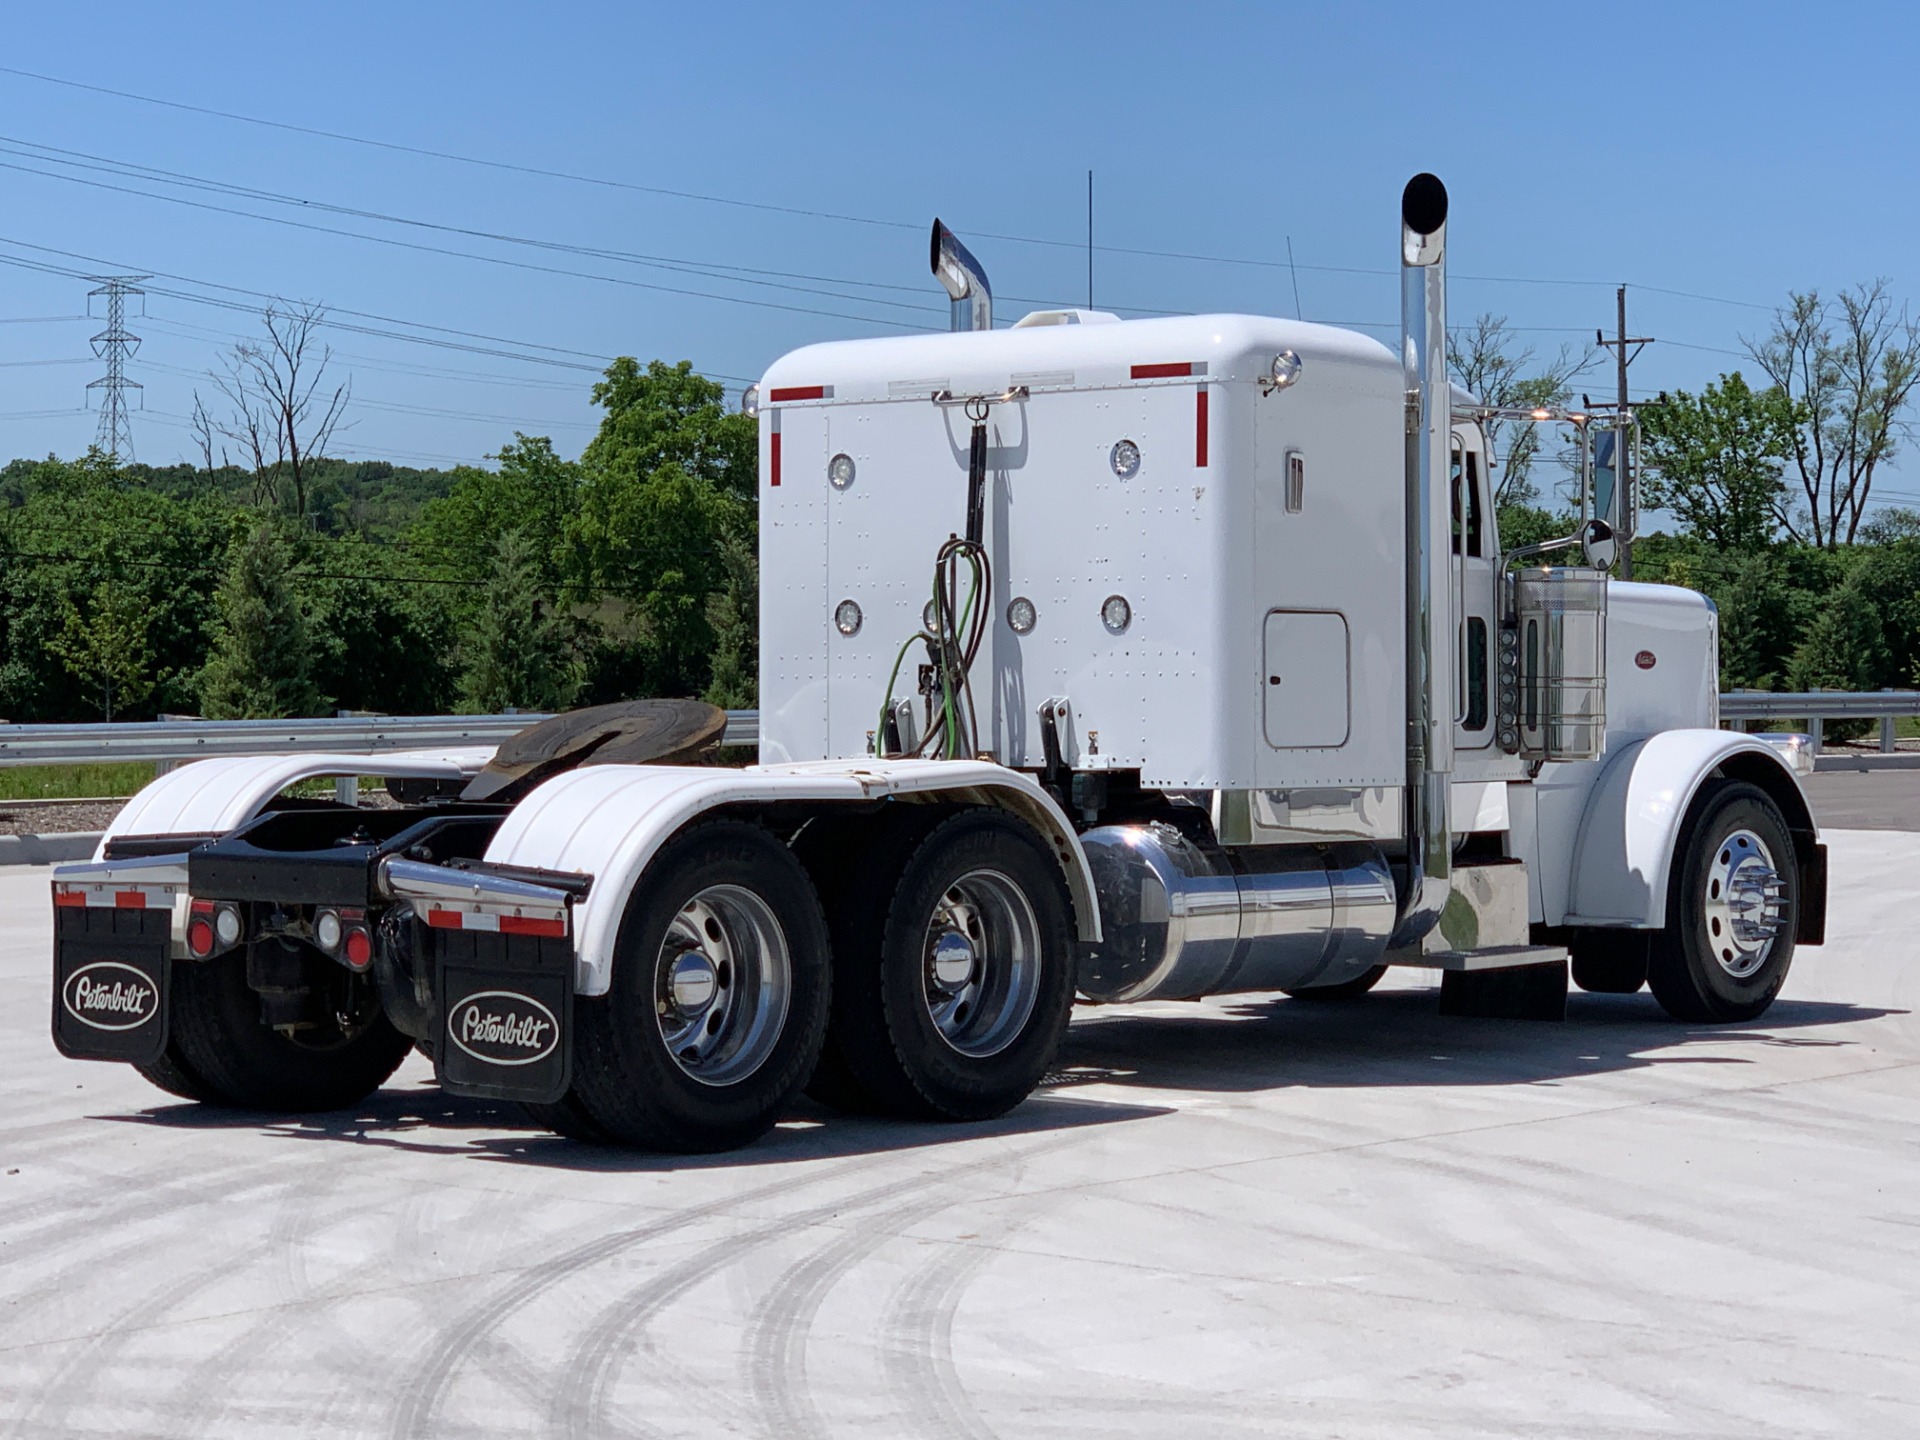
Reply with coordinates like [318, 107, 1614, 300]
[1563, 729, 1815, 928]
[483, 759, 1100, 996]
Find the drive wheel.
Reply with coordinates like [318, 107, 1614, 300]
[829, 810, 1075, 1122]
[570, 821, 830, 1152]
[1570, 930, 1650, 994]
[168, 950, 412, 1112]
[1648, 780, 1798, 1024]
[1283, 965, 1388, 1002]
[136, 1034, 221, 1103]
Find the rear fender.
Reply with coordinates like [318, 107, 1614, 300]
[482, 760, 1100, 996]
[1563, 730, 1819, 932]
[96, 748, 495, 859]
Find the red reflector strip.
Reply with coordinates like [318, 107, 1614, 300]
[190, 898, 214, 916]
[1196, 386, 1209, 468]
[499, 914, 568, 939]
[770, 428, 782, 488]
[1132, 361, 1194, 380]
[53, 890, 86, 908]
[769, 385, 827, 402]
[426, 907, 566, 939]
[114, 890, 148, 909]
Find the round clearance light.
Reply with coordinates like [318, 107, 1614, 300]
[828, 452, 856, 489]
[834, 598, 863, 636]
[922, 597, 940, 633]
[1101, 594, 1132, 634]
[343, 928, 374, 970]
[1110, 439, 1141, 479]
[1268, 350, 1303, 390]
[213, 904, 243, 948]
[740, 383, 760, 417]
[1007, 596, 1037, 634]
[186, 918, 214, 958]
[315, 910, 343, 953]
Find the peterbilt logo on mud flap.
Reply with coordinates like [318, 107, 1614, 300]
[449, 991, 558, 1066]
[61, 962, 159, 1032]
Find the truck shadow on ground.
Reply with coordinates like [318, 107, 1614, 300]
[108, 986, 1898, 1169]
[1044, 987, 1902, 1098]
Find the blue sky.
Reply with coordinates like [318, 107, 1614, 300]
[1, 0, 1915, 504]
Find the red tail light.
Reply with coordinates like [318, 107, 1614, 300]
[342, 927, 374, 970]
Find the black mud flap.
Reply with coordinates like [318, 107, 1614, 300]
[431, 926, 573, 1105]
[52, 904, 170, 1066]
[1796, 838, 1828, 946]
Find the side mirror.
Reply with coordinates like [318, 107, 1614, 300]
[1580, 518, 1617, 572]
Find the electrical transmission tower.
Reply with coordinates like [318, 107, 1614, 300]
[86, 276, 148, 461]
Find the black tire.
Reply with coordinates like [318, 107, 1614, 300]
[826, 810, 1076, 1122]
[1648, 779, 1799, 1024]
[568, 820, 831, 1153]
[1570, 929, 1652, 993]
[135, 1035, 221, 1103]
[520, 1085, 616, 1144]
[168, 949, 412, 1112]
[1283, 964, 1388, 1002]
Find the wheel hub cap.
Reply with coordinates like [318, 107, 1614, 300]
[667, 950, 719, 1011]
[1703, 829, 1786, 979]
[921, 869, 1042, 1059]
[654, 887, 791, 1086]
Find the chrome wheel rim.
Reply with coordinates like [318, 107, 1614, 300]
[921, 868, 1041, 1058]
[1703, 828, 1786, 979]
[654, 884, 791, 1086]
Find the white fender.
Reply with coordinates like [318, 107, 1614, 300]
[96, 748, 496, 859]
[481, 758, 1102, 996]
[1562, 729, 1814, 927]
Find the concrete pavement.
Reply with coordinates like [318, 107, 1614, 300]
[1, 832, 1916, 1438]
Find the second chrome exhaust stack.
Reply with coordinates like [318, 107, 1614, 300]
[930, 220, 992, 332]
[1392, 172, 1454, 949]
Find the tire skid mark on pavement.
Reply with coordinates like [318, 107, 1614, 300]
[386, 1147, 913, 1440]
[2, 1155, 347, 1440]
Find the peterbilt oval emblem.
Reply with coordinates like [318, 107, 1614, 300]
[61, 962, 159, 1032]
[1635, 650, 1657, 670]
[449, 990, 558, 1067]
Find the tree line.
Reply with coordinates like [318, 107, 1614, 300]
[0, 355, 756, 723]
[1459, 280, 1920, 719]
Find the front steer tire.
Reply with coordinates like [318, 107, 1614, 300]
[1648, 779, 1799, 1024]
[823, 810, 1076, 1123]
[567, 821, 831, 1153]
[167, 950, 412, 1112]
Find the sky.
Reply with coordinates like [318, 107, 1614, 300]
[1, 0, 1916, 505]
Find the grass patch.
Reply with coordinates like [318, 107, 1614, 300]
[0, 762, 158, 800]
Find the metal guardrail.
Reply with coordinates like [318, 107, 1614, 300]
[0, 711, 760, 768]
[1721, 690, 1920, 754]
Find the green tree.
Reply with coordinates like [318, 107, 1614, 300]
[412, 435, 581, 592]
[456, 530, 580, 713]
[302, 535, 456, 715]
[199, 522, 324, 719]
[581, 359, 756, 506]
[1449, 314, 1593, 512]
[1788, 575, 1887, 693]
[702, 532, 758, 709]
[1639, 373, 1799, 552]
[49, 578, 158, 720]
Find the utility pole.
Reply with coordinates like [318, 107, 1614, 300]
[86, 276, 147, 462]
[1087, 170, 1094, 311]
[1595, 284, 1653, 578]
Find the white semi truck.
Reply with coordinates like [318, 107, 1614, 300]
[49, 176, 1826, 1152]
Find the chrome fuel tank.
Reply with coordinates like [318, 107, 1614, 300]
[1077, 824, 1396, 1003]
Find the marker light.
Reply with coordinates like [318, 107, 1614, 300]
[214, 903, 242, 948]
[343, 928, 374, 971]
[828, 453, 856, 489]
[740, 383, 760, 417]
[1110, 439, 1141, 479]
[834, 599, 863, 636]
[1007, 597, 1037, 634]
[1102, 595, 1132, 634]
[1268, 350, 1303, 390]
[186, 918, 215, 958]
[923, 598, 940, 632]
[315, 909, 343, 953]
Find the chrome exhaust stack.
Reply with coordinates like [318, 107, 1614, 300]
[930, 219, 992, 332]
[1391, 172, 1454, 949]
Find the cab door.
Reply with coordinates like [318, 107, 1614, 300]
[1451, 427, 1497, 752]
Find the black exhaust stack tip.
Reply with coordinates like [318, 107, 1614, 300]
[930, 219, 948, 275]
[1401, 173, 1448, 236]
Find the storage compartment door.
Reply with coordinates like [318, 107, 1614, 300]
[1262, 610, 1350, 749]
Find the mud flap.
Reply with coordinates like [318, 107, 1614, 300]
[431, 926, 573, 1104]
[52, 905, 170, 1066]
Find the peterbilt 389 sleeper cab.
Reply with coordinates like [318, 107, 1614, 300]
[49, 176, 1826, 1153]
